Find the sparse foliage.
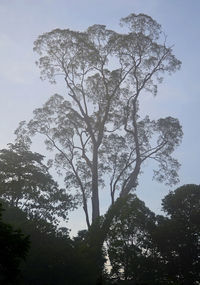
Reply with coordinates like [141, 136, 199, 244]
[16, 13, 182, 228]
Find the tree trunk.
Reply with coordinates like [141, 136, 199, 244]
[120, 159, 141, 196]
[92, 145, 100, 222]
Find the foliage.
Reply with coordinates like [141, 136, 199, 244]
[0, 143, 75, 226]
[2, 203, 73, 285]
[16, 13, 182, 228]
[0, 203, 29, 284]
[2, 202, 107, 285]
[106, 194, 161, 284]
[153, 184, 200, 285]
[105, 185, 200, 285]
[1, 185, 198, 285]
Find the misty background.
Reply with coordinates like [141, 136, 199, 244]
[0, 0, 199, 234]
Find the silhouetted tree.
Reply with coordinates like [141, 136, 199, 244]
[0, 203, 29, 284]
[105, 186, 200, 285]
[16, 13, 182, 228]
[153, 184, 200, 285]
[2, 202, 105, 285]
[0, 143, 75, 226]
[106, 194, 161, 284]
[14, 13, 183, 282]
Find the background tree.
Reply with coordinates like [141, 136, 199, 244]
[152, 184, 200, 285]
[105, 186, 200, 285]
[0, 203, 29, 284]
[1, 202, 108, 285]
[106, 194, 161, 284]
[0, 143, 75, 226]
[16, 13, 182, 229]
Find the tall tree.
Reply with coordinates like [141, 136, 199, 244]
[0, 143, 75, 226]
[16, 13, 182, 228]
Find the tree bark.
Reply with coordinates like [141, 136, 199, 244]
[92, 145, 100, 222]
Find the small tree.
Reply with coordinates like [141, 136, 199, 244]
[16, 13, 182, 230]
[105, 186, 200, 285]
[153, 184, 200, 285]
[0, 143, 75, 226]
[106, 194, 159, 283]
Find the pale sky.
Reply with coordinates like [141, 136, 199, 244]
[0, 0, 199, 235]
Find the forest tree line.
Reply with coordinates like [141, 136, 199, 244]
[0, 144, 199, 284]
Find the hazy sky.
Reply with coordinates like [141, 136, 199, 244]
[0, 0, 199, 234]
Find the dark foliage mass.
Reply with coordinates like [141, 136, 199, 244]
[153, 184, 200, 285]
[0, 184, 199, 285]
[0, 143, 75, 226]
[106, 185, 200, 285]
[0, 203, 29, 284]
[1, 202, 106, 285]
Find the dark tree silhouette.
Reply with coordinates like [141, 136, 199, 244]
[2, 202, 105, 285]
[153, 184, 200, 285]
[0, 203, 29, 284]
[0, 143, 75, 226]
[105, 186, 200, 285]
[106, 194, 160, 284]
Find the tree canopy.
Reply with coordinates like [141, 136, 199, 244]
[106, 194, 157, 283]
[153, 184, 200, 284]
[16, 13, 182, 229]
[0, 143, 75, 226]
[106, 185, 200, 285]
